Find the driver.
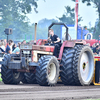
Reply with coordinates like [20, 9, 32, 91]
[48, 29, 61, 45]
[46, 29, 61, 57]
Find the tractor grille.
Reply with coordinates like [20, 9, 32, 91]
[21, 50, 32, 61]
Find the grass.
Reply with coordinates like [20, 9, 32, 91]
[0, 73, 2, 81]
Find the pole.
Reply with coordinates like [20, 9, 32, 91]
[7, 34, 8, 54]
[7, 34, 8, 45]
[81, 27, 83, 39]
[75, 0, 79, 39]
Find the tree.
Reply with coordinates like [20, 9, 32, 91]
[72, 0, 100, 39]
[72, 0, 100, 19]
[57, 6, 82, 25]
[0, 0, 44, 40]
[37, 18, 61, 40]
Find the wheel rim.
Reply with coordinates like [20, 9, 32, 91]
[48, 63, 56, 81]
[80, 51, 94, 83]
[13, 72, 20, 79]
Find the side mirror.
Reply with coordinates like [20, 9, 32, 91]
[4, 28, 12, 35]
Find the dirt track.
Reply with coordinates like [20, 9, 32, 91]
[0, 82, 100, 100]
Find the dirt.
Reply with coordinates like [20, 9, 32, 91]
[0, 82, 100, 100]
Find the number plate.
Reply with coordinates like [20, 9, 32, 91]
[23, 51, 30, 54]
[20, 44, 32, 49]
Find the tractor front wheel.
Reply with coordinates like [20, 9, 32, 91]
[36, 55, 59, 86]
[1, 55, 23, 84]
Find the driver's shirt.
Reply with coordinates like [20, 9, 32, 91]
[50, 34, 58, 42]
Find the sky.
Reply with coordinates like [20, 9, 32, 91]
[27, 0, 98, 28]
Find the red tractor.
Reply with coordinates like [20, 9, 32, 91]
[1, 23, 94, 86]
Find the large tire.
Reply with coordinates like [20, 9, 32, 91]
[1, 55, 23, 84]
[21, 73, 28, 84]
[61, 45, 94, 86]
[24, 72, 36, 84]
[60, 48, 75, 85]
[36, 55, 59, 86]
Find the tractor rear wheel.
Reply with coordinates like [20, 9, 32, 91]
[24, 72, 37, 84]
[1, 55, 23, 84]
[21, 73, 28, 84]
[36, 55, 59, 86]
[60, 48, 75, 85]
[61, 45, 94, 86]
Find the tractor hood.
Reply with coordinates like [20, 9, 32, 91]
[32, 45, 54, 52]
[20, 44, 54, 52]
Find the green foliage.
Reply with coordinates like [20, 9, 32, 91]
[37, 18, 61, 39]
[74, 0, 100, 39]
[88, 27, 94, 33]
[93, 20, 100, 39]
[0, 0, 42, 41]
[58, 6, 82, 25]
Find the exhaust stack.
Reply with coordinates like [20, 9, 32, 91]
[34, 23, 37, 45]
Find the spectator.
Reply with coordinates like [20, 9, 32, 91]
[83, 26, 89, 39]
[4, 39, 7, 48]
[93, 45, 100, 55]
[92, 43, 96, 48]
[0, 40, 5, 51]
[5, 41, 12, 54]
[0, 42, 5, 53]
[8, 40, 14, 52]
[12, 43, 17, 51]
[12, 42, 21, 54]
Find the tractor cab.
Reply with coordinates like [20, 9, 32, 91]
[48, 23, 69, 42]
[35, 23, 69, 46]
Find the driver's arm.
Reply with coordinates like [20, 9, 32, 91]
[47, 37, 51, 43]
[54, 37, 60, 43]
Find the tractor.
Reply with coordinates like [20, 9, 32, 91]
[1, 23, 95, 86]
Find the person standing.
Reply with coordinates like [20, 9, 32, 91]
[12, 43, 17, 51]
[93, 45, 100, 55]
[0, 42, 5, 53]
[5, 41, 12, 54]
[83, 26, 89, 39]
[12, 42, 21, 54]
[4, 39, 7, 48]
[8, 40, 14, 52]
[0, 40, 5, 52]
